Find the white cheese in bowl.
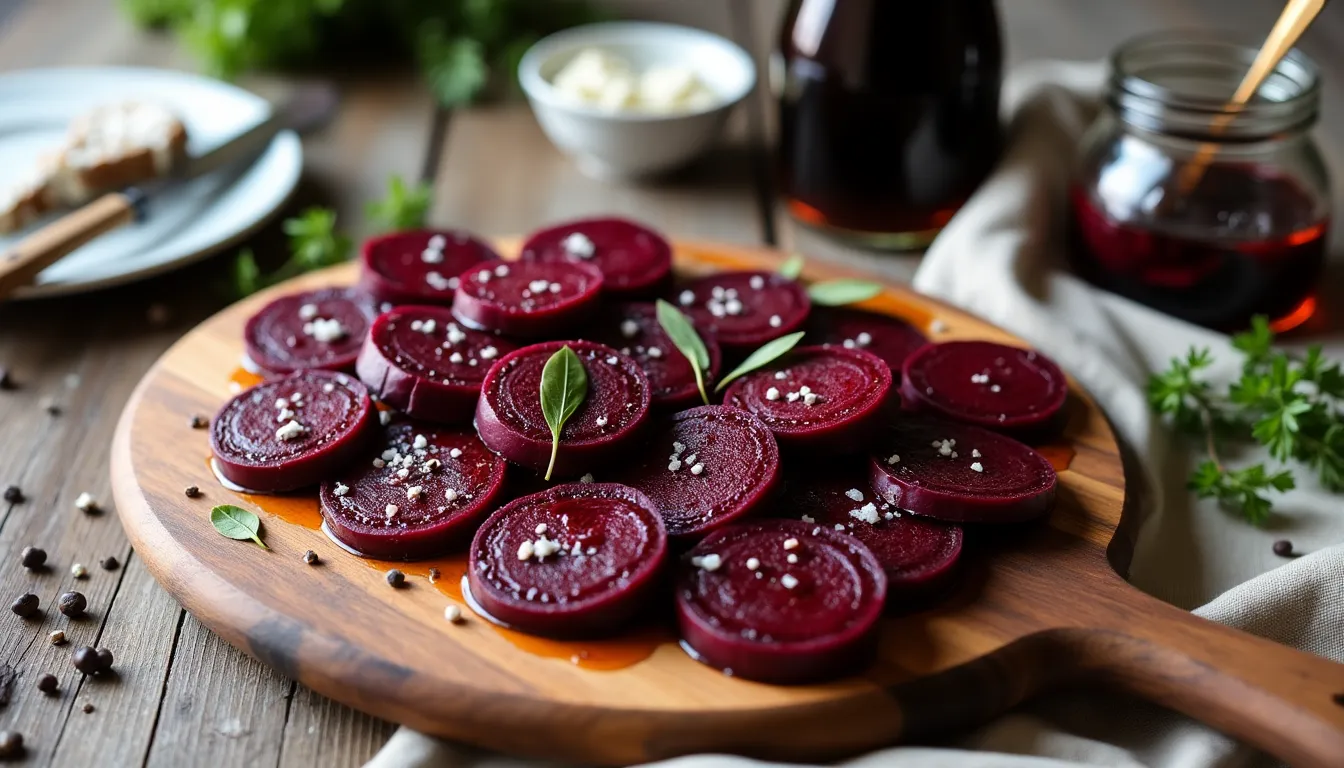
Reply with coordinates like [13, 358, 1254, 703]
[551, 48, 718, 114]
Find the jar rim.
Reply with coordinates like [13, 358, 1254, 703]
[1109, 31, 1320, 140]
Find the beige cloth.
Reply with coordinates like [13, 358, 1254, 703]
[367, 61, 1344, 768]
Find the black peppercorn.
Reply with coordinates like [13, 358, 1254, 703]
[10, 594, 38, 618]
[302, 550, 319, 565]
[190, 414, 208, 429]
[1272, 539, 1294, 557]
[0, 367, 13, 390]
[0, 731, 23, 759]
[385, 569, 406, 588]
[19, 546, 45, 569]
[36, 674, 57, 694]
[1, 485, 20, 504]
[81, 702, 94, 714]
[72, 647, 101, 675]
[99, 556, 120, 571]
[95, 648, 113, 672]
[184, 485, 201, 498]
[44, 401, 61, 416]
[58, 591, 87, 618]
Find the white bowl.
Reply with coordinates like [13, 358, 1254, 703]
[518, 21, 756, 180]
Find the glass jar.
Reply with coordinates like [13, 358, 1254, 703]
[773, 0, 1003, 250]
[1069, 34, 1330, 332]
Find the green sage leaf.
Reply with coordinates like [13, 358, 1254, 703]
[540, 345, 589, 480]
[807, 279, 883, 306]
[715, 331, 806, 393]
[655, 299, 710, 405]
[210, 505, 267, 549]
[777, 253, 805, 280]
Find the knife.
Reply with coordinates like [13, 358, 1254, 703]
[0, 108, 287, 301]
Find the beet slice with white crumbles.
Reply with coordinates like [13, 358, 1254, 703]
[359, 229, 500, 306]
[678, 271, 810, 352]
[210, 371, 378, 493]
[243, 287, 377, 377]
[520, 217, 673, 297]
[355, 305, 517, 424]
[676, 519, 887, 684]
[784, 472, 962, 604]
[902, 341, 1068, 435]
[589, 302, 722, 408]
[722, 346, 892, 451]
[466, 482, 668, 638]
[319, 422, 506, 560]
[452, 260, 604, 339]
[616, 405, 779, 538]
[475, 340, 651, 477]
[868, 417, 1057, 524]
[806, 307, 928, 371]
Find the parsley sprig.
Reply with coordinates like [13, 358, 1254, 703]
[1148, 316, 1344, 524]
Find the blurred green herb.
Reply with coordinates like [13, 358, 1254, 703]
[807, 279, 883, 307]
[777, 253, 804, 280]
[366, 175, 432, 232]
[1148, 316, 1344, 524]
[120, 0, 606, 106]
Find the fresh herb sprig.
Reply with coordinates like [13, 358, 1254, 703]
[210, 505, 268, 549]
[774, 253, 882, 306]
[1148, 316, 1344, 524]
[656, 300, 711, 405]
[366, 175, 432, 232]
[540, 345, 589, 480]
[716, 332, 806, 392]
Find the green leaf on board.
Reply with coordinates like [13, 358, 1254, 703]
[540, 345, 589, 480]
[656, 299, 711, 405]
[366, 174, 433, 232]
[777, 253, 804, 280]
[715, 331, 806, 393]
[210, 505, 268, 549]
[807, 279, 883, 306]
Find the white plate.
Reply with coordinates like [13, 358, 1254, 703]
[0, 67, 303, 299]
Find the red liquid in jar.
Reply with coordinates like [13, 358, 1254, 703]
[1069, 166, 1327, 332]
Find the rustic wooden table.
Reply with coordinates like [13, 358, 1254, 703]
[0, 0, 1340, 765]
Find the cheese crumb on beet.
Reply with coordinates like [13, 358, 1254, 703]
[691, 553, 722, 571]
[780, 574, 799, 589]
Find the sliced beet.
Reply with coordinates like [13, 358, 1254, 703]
[868, 417, 1057, 523]
[676, 519, 886, 684]
[902, 341, 1068, 435]
[210, 371, 377, 493]
[721, 346, 892, 451]
[452, 260, 604, 339]
[678, 271, 810, 352]
[784, 473, 962, 604]
[242, 287, 376, 377]
[475, 340, 651, 477]
[355, 306, 518, 424]
[359, 229, 500, 306]
[615, 405, 779, 538]
[320, 422, 507, 560]
[587, 302, 721, 408]
[467, 482, 668, 638]
[520, 217, 673, 297]
[807, 307, 928, 371]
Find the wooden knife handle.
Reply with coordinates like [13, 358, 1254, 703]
[0, 192, 138, 300]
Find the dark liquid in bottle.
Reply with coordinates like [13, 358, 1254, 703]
[776, 0, 1003, 247]
[1069, 166, 1327, 332]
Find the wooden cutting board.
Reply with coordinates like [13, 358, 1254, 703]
[110, 240, 1344, 767]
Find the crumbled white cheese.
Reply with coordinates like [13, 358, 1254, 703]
[782, 538, 799, 550]
[845, 488, 864, 502]
[548, 282, 562, 294]
[322, 383, 335, 394]
[428, 234, 446, 249]
[605, 356, 619, 365]
[990, 384, 1002, 392]
[397, 468, 410, 479]
[275, 398, 290, 410]
[476, 269, 491, 283]
[802, 392, 818, 406]
[298, 303, 319, 320]
[449, 352, 464, 364]
[678, 290, 695, 306]
[304, 317, 347, 343]
[373, 458, 386, 468]
[385, 504, 399, 518]
[668, 459, 682, 472]
[765, 387, 780, 401]
[495, 264, 509, 277]
[406, 486, 423, 501]
[800, 515, 815, 524]
[769, 315, 782, 328]
[74, 492, 97, 512]
[535, 523, 548, 535]
[579, 473, 594, 483]
[690, 463, 704, 475]
[786, 391, 800, 403]
[749, 275, 765, 290]
[379, 411, 392, 426]
[333, 482, 349, 497]
[787, 554, 798, 564]
[421, 247, 444, 264]
[971, 462, 984, 473]
[449, 448, 462, 459]
[532, 536, 561, 558]
[972, 449, 981, 458]
[856, 332, 872, 346]
[445, 488, 459, 502]
[413, 434, 428, 450]
[780, 574, 799, 590]
[672, 441, 686, 455]
[276, 408, 296, 422]
[691, 553, 722, 571]
[446, 324, 467, 344]
[596, 416, 608, 427]
[619, 319, 640, 338]
[517, 540, 534, 561]
[480, 346, 498, 361]
[746, 557, 760, 570]
[276, 420, 306, 441]
[426, 271, 451, 290]
[774, 371, 787, 380]
[646, 347, 663, 359]
[444, 605, 463, 623]
[850, 503, 879, 524]
[561, 231, 596, 258]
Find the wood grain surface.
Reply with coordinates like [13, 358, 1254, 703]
[110, 240, 1344, 767]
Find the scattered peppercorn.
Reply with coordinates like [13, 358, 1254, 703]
[10, 594, 38, 618]
[95, 648, 113, 672]
[49, 630, 66, 646]
[43, 399, 61, 416]
[71, 563, 88, 579]
[0, 731, 23, 759]
[385, 569, 406, 588]
[189, 414, 208, 429]
[58, 591, 87, 618]
[0, 367, 13, 390]
[184, 485, 201, 498]
[302, 550, 319, 565]
[81, 702, 94, 714]
[36, 674, 57, 695]
[72, 647, 101, 675]
[18, 546, 45, 569]
[1272, 539, 1294, 557]
[99, 556, 119, 571]
[1, 486, 20, 504]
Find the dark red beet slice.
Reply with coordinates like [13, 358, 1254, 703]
[475, 340, 651, 477]
[868, 416, 1057, 523]
[519, 217, 673, 297]
[676, 519, 886, 684]
[721, 345, 892, 451]
[359, 229, 500, 306]
[466, 482, 668, 638]
[319, 422, 506, 560]
[587, 302, 721, 408]
[242, 287, 376, 377]
[807, 307, 928, 371]
[783, 473, 962, 604]
[678, 271, 810, 351]
[210, 371, 377, 493]
[902, 341, 1068, 434]
[452, 260, 604, 339]
[355, 306, 518, 424]
[615, 406, 779, 538]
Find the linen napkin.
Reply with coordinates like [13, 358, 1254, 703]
[366, 60, 1344, 768]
